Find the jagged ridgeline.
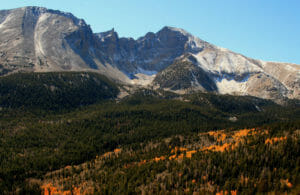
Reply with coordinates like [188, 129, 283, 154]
[0, 72, 119, 110]
[0, 7, 299, 101]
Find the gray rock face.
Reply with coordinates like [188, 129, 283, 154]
[95, 26, 208, 78]
[94, 25, 299, 101]
[0, 6, 130, 82]
[0, 6, 299, 101]
[0, 7, 98, 74]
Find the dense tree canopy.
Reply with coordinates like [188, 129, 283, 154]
[0, 72, 299, 193]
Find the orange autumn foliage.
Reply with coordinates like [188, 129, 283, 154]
[43, 183, 94, 195]
[208, 130, 227, 142]
[177, 153, 184, 160]
[265, 137, 287, 144]
[201, 143, 233, 152]
[203, 129, 260, 153]
[216, 190, 237, 195]
[43, 183, 73, 195]
[280, 179, 293, 188]
[165, 129, 259, 161]
[139, 159, 147, 165]
[233, 129, 251, 138]
[102, 148, 122, 158]
[171, 146, 188, 154]
[132, 129, 271, 167]
[168, 146, 194, 160]
[186, 150, 197, 158]
[154, 156, 165, 162]
[231, 190, 237, 195]
[169, 154, 177, 160]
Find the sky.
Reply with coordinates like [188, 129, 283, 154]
[1, 0, 300, 64]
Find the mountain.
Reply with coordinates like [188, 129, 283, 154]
[0, 7, 299, 193]
[0, 6, 299, 101]
[0, 7, 129, 82]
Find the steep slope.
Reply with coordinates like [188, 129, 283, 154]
[95, 26, 299, 101]
[95, 26, 208, 82]
[150, 27, 299, 100]
[0, 7, 90, 72]
[0, 7, 299, 101]
[153, 55, 217, 92]
[258, 61, 300, 99]
[191, 46, 298, 100]
[0, 6, 129, 82]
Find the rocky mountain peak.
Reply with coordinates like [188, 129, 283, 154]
[0, 6, 99, 74]
[21, 6, 87, 27]
[157, 26, 208, 53]
[96, 28, 119, 42]
[156, 26, 189, 47]
[159, 26, 190, 35]
[0, 7, 298, 101]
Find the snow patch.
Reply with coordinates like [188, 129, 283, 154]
[215, 77, 248, 95]
[127, 67, 157, 86]
[130, 73, 156, 86]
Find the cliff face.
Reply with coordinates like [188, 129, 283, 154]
[0, 7, 299, 101]
[0, 7, 93, 72]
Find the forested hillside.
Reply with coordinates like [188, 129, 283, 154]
[0, 72, 119, 110]
[41, 126, 300, 194]
[0, 73, 299, 194]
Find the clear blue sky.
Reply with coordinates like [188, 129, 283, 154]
[1, 0, 300, 64]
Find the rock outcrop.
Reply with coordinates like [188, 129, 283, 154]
[0, 6, 299, 101]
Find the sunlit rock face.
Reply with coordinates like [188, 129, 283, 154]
[0, 7, 97, 72]
[0, 7, 299, 101]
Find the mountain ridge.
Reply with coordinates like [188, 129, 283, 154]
[0, 6, 299, 101]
